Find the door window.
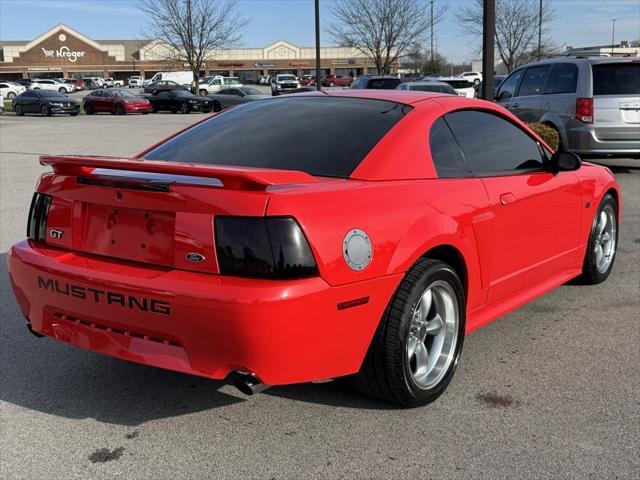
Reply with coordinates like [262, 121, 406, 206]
[496, 70, 523, 100]
[429, 117, 469, 178]
[158, 91, 172, 99]
[445, 110, 545, 175]
[544, 63, 578, 94]
[517, 66, 551, 96]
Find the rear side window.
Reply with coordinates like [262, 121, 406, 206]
[593, 63, 640, 95]
[445, 110, 544, 175]
[429, 118, 469, 177]
[544, 63, 579, 94]
[143, 97, 409, 178]
[517, 66, 550, 96]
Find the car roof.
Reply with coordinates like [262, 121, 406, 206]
[405, 81, 454, 87]
[296, 89, 452, 106]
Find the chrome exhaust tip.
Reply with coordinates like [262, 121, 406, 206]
[231, 372, 269, 396]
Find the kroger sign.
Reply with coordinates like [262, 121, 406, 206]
[41, 46, 86, 63]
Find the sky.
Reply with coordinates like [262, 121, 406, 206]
[0, 0, 639, 64]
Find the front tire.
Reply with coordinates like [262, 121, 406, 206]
[7, 92, 16, 99]
[180, 103, 190, 114]
[15, 104, 24, 116]
[41, 104, 51, 117]
[84, 103, 94, 115]
[212, 101, 221, 112]
[351, 259, 465, 406]
[579, 194, 618, 284]
[115, 104, 125, 115]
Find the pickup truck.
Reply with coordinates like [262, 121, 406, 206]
[198, 76, 243, 95]
[270, 74, 300, 95]
[104, 78, 125, 88]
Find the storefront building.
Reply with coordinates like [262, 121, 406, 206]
[0, 24, 393, 83]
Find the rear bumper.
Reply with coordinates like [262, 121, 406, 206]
[8, 240, 401, 385]
[567, 126, 640, 157]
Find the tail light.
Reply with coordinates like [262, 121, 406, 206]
[27, 193, 52, 242]
[576, 98, 593, 123]
[215, 216, 318, 279]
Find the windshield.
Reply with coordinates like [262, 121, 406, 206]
[225, 77, 241, 84]
[277, 75, 296, 81]
[173, 90, 197, 98]
[240, 87, 264, 96]
[113, 90, 137, 98]
[143, 97, 409, 178]
[39, 91, 68, 99]
[593, 63, 640, 95]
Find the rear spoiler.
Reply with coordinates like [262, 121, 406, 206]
[39, 155, 318, 190]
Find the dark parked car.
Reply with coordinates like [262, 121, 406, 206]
[146, 89, 213, 113]
[83, 89, 152, 115]
[206, 87, 269, 111]
[321, 74, 353, 87]
[350, 75, 401, 90]
[475, 75, 506, 98]
[12, 90, 80, 117]
[395, 81, 457, 95]
[144, 80, 188, 95]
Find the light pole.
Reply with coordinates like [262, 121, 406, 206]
[537, 0, 542, 60]
[315, 0, 322, 91]
[611, 19, 617, 54]
[481, 0, 495, 101]
[429, 0, 434, 74]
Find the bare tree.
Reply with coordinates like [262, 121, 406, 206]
[139, 0, 246, 92]
[330, 0, 446, 75]
[457, 0, 555, 73]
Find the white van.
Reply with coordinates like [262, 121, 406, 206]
[147, 71, 194, 87]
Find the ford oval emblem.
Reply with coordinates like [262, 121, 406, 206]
[186, 252, 205, 263]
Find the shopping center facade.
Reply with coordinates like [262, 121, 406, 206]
[0, 24, 392, 83]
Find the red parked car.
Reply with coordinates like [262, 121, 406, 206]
[82, 88, 152, 115]
[300, 75, 316, 87]
[8, 91, 620, 406]
[321, 74, 353, 87]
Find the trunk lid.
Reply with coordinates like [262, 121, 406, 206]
[37, 155, 318, 274]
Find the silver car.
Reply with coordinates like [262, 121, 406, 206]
[495, 57, 639, 157]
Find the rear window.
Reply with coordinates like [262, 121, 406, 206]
[440, 80, 473, 89]
[593, 63, 640, 95]
[143, 97, 409, 178]
[368, 78, 401, 89]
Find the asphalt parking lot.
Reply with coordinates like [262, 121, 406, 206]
[0, 113, 638, 479]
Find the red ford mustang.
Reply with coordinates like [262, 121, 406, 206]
[8, 91, 620, 406]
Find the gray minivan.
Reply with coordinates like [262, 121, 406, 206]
[495, 57, 639, 157]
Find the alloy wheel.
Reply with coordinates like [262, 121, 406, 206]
[406, 280, 459, 390]
[594, 204, 617, 274]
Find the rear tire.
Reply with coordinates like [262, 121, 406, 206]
[350, 258, 465, 407]
[579, 194, 618, 284]
[58, 87, 66, 93]
[199, 89, 208, 96]
[7, 92, 16, 99]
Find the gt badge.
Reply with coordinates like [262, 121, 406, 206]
[49, 229, 64, 239]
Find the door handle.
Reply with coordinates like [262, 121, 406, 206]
[500, 193, 516, 205]
[511, 103, 519, 108]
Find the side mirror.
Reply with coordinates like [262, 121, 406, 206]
[496, 90, 511, 101]
[550, 150, 581, 172]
